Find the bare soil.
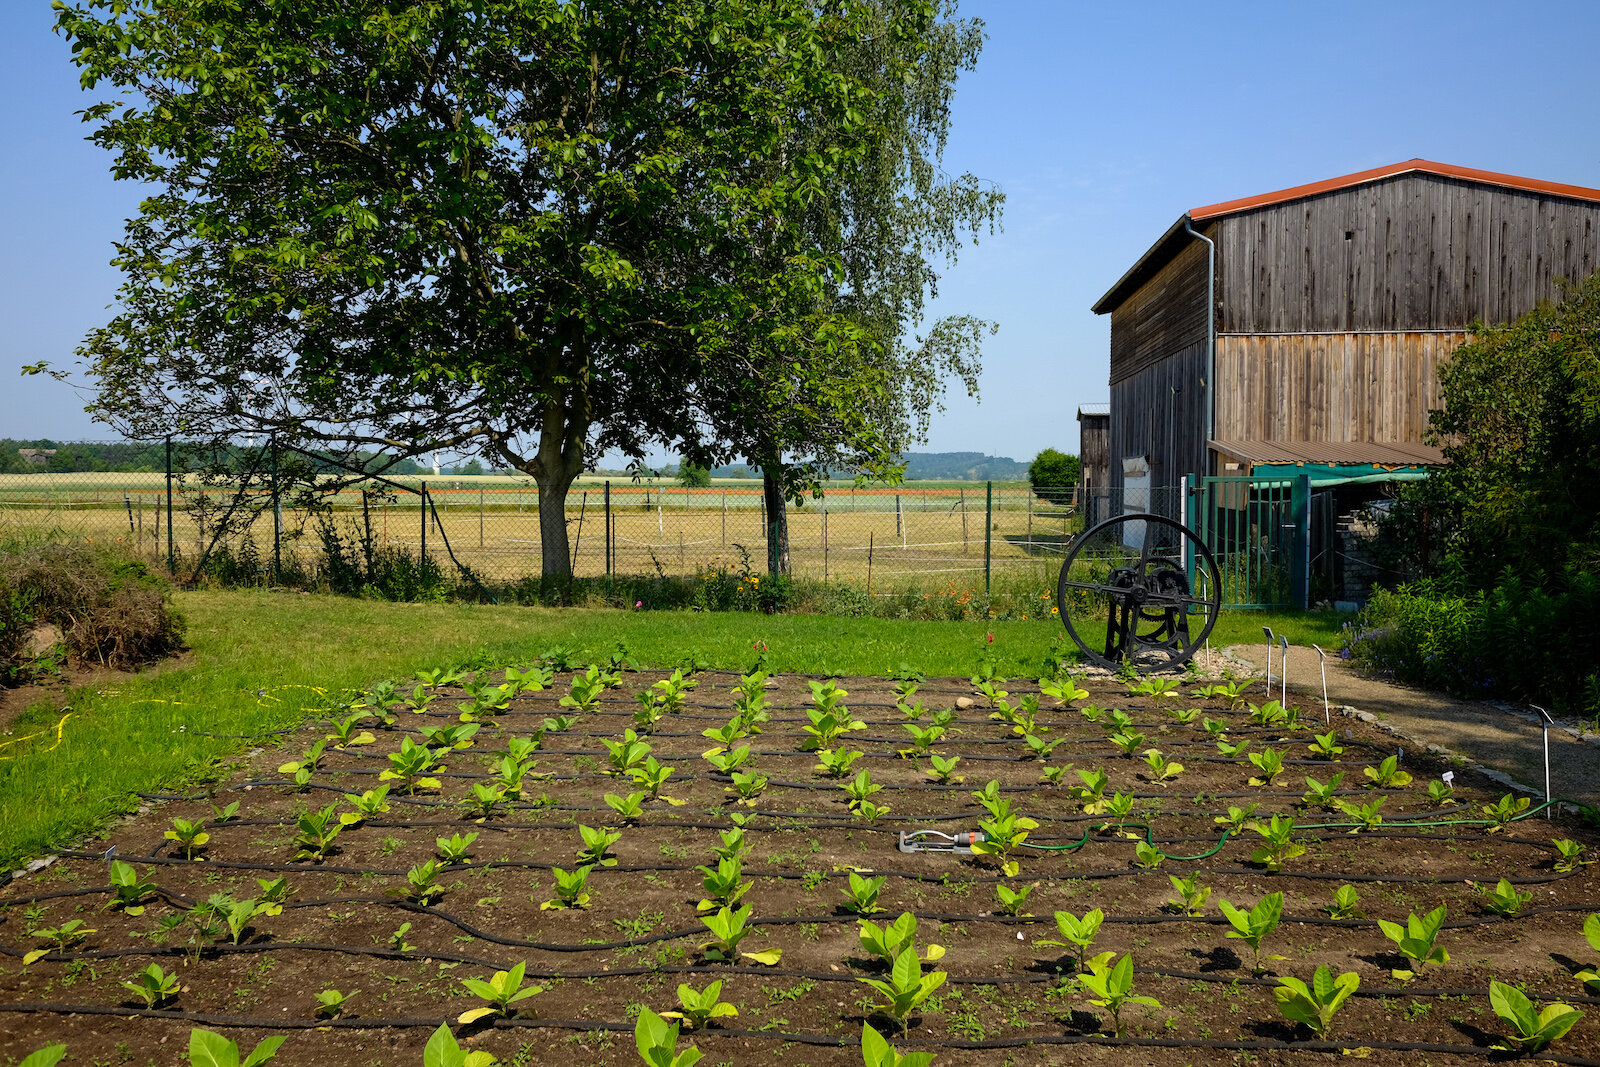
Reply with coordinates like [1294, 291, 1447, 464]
[1, 669, 1597, 1066]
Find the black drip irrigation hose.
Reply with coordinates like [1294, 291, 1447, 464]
[0, 1003, 1597, 1064]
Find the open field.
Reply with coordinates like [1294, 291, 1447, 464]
[2, 659, 1596, 1065]
[0, 474, 1074, 588]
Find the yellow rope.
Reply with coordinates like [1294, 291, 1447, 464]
[0, 710, 74, 761]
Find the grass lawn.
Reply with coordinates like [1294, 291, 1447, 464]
[0, 589, 1349, 870]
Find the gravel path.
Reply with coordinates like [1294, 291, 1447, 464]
[1224, 642, 1600, 810]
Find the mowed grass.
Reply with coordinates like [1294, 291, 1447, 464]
[0, 588, 1348, 869]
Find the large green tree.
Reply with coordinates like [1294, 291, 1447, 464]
[1426, 271, 1600, 585]
[52, 0, 907, 578]
[675, 0, 1001, 574]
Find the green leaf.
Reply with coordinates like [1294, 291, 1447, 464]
[240, 1036, 285, 1067]
[188, 1029, 241, 1067]
[17, 1046, 68, 1067]
[456, 1006, 497, 1025]
[741, 948, 783, 965]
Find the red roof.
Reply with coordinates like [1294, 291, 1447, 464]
[1189, 158, 1600, 221]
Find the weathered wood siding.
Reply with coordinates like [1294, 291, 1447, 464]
[1109, 340, 1208, 515]
[1217, 173, 1600, 333]
[1213, 333, 1465, 444]
[1109, 230, 1212, 385]
[1077, 414, 1110, 491]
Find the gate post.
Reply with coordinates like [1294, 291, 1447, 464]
[984, 481, 993, 596]
[1291, 473, 1311, 610]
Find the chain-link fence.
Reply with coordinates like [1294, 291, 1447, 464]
[0, 443, 1182, 602]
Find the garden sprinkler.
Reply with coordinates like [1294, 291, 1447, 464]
[1279, 635, 1290, 706]
[897, 830, 985, 855]
[1261, 626, 1275, 695]
[1310, 644, 1330, 724]
[1531, 704, 1555, 819]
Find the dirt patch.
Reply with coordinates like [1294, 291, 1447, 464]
[0, 650, 195, 734]
[1, 669, 1596, 1065]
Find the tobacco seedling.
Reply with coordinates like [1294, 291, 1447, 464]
[814, 747, 864, 778]
[651, 669, 698, 712]
[313, 988, 356, 1019]
[1249, 816, 1306, 872]
[1364, 755, 1413, 789]
[925, 754, 963, 784]
[1489, 980, 1584, 1052]
[1213, 804, 1259, 833]
[1168, 706, 1201, 725]
[1274, 965, 1359, 1037]
[630, 757, 682, 803]
[857, 947, 947, 1033]
[1039, 676, 1089, 705]
[401, 860, 446, 904]
[381, 737, 443, 794]
[1141, 748, 1183, 782]
[578, 824, 621, 867]
[504, 664, 552, 694]
[1336, 796, 1387, 831]
[996, 882, 1035, 916]
[1193, 679, 1251, 708]
[405, 685, 436, 714]
[186, 1030, 284, 1067]
[854, 798, 892, 824]
[210, 799, 241, 822]
[699, 904, 781, 964]
[635, 1006, 703, 1067]
[562, 666, 607, 713]
[1378, 906, 1449, 979]
[1129, 677, 1181, 700]
[505, 736, 541, 765]
[860, 1022, 935, 1067]
[697, 857, 753, 911]
[107, 860, 156, 915]
[542, 865, 593, 910]
[388, 922, 416, 952]
[436, 832, 478, 864]
[1165, 873, 1210, 916]
[341, 784, 392, 825]
[1216, 737, 1251, 758]
[277, 738, 329, 777]
[1306, 732, 1343, 759]
[255, 876, 290, 914]
[660, 979, 739, 1030]
[1040, 763, 1071, 786]
[542, 712, 580, 733]
[457, 961, 544, 1023]
[843, 770, 883, 809]
[1074, 952, 1160, 1037]
[1553, 839, 1592, 872]
[120, 963, 181, 1007]
[1036, 908, 1103, 970]
[463, 781, 508, 820]
[1069, 768, 1109, 813]
[1575, 913, 1600, 992]
[1482, 793, 1531, 831]
[702, 720, 748, 750]
[1133, 841, 1164, 869]
[604, 731, 653, 775]
[22, 919, 95, 965]
[1218, 892, 1284, 975]
[858, 912, 945, 967]
[726, 770, 768, 804]
[419, 722, 479, 750]
[1108, 729, 1146, 756]
[1327, 885, 1363, 919]
[291, 804, 344, 861]
[1426, 778, 1455, 806]
[1247, 747, 1286, 786]
[712, 827, 748, 863]
[899, 722, 946, 757]
[704, 745, 751, 774]
[165, 817, 209, 859]
[1248, 700, 1288, 727]
[327, 711, 376, 748]
[1477, 878, 1532, 917]
[15, 1046, 66, 1067]
[1300, 773, 1344, 810]
[971, 795, 1039, 877]
[605, 792, 648, 823]
[841, 872, 887, 916]
[1078, 703, 1109, 724]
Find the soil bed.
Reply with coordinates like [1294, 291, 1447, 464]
[2, 667, 1598, 1066]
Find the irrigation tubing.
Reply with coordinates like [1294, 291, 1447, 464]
[1, 1003, 1597, 1063]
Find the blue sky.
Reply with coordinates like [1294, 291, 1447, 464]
[4, 1, 1600, 464]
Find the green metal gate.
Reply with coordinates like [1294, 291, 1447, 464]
[1186, 474, 1311, 609]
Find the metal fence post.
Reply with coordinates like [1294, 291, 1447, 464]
[420, 480, 427, 563]
[1291, 473, 1311, 610]
[604, 480, 612, 578]
[164, 435, 175, 574]
[984, 480, 992, 596]
[269, 435, 282, 584]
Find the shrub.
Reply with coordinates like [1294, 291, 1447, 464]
[1028, 448, 1080, 506]
[0, 541, 184, 669]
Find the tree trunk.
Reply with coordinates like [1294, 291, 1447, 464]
[528, 348, 590, 583]
[761, 461, 790, 575]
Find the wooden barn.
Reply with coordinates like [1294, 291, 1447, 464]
[1091, 158, 1600, 514]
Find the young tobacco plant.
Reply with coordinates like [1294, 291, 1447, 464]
[635, 1006, 704, 1067]
[187, 1030, 284, 1067]
[1378, 906, 1449, 980]
[1073, 952, 1160, 1038]
[857, 912, 945, 967]
[1489, 980, 1584, 1052]
[1246, 747, 1287, 787]
[925, 754, 963, 785]
[1164, 873, 1210, 916]
[1249, 816, 1306, 872]
[164, 817, 209, 860]
[542, 865, 594, 910]
[1553, 839, 1592, 872]
[1300, 773, 1344, 810]
[1482, 793, 1531, 831]
[704, 744, 751, 775]
[1218, 892, 1284, 975]
[291, 804, 343, 861]
[1326, 885, 1363, 920]
[659, 979, 739, 1030]
[1274, 965, 1360, 1037]
[1477, 877, 1532, 917]
[857, 947, 947, 1034]
[1364, 755, 1413, 789]
[1426, 778, 1456, 806]
[436, 832, 478, 864]
[120, 963, 180, 1008]
[341, 784, 391, 825]
[840, 872, 887, 916]
[604, 730, 653, 775]
[577, 824, 621, 867]
[630, 757, 683, 804]
[457, 962, 543, 1023]
[814, 747, 865, 778]
[726, 770, 768, 804]
[699, 904, 780, 965]
[1140, 748, 1183, 783]
[1036, 908, 1103, 970]
[697, 857, 752, 911]
[313, 988, 356, 1019]
[1575, 913, 1600, 992]
[604, 791, 649, 823]
[996, 882, 1035, 916]
[107, 860, 156, 916]
[860, 1022, 935, 1067]
[1306, 731, 1344, 759]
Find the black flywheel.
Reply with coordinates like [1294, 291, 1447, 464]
[1055, 512, 1221, 674]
